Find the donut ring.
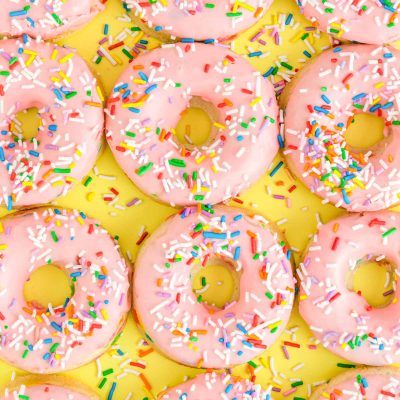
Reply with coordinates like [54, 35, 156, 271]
[0, 38, 104, 209]
[106, 43, 279, 206]
[1, 1, 104, 40]
[300, 0, 400, 45]
[158, 372, 271, 399]
[123, 0, 274, 41]
[133, 206, 294, 368]
[311, 367, 400, 399]
[0, 207, 130, 373]
[1, 375, 99, 400]
[281, 44, 400, 212]
[299, 211, 400, 366]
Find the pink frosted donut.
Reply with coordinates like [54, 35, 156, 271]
[311, 367, 400, 399]
[282, 44, 400, 212]
[299, 211, 400, 366]
[1, 375, 99, 400]
[1, 1, 104, 40]
[0, 38, 104, 209]
[0, 207, 130, 373]
[123, 0, 273, 41]
[133, 206, 294, 368]
[106, 43, 279, 206]
[300, 0, 400, 45]
[159, 372, 271, 399]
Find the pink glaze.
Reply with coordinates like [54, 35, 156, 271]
[124, 0, 273, 40]
[134, 206, 294, 368]
[0, 38, 104, 209]
[300, 0, 400, 45]
[283, 44, 400, 212]
[1, 381, 98, 400]
[106, 43, 279, 206]
[299, 212, 400, 366]
[1, 1, 104, 40]
[159, 372, 272, 399]
[313, 368, 400, 399]
[0, 208, 130, 373]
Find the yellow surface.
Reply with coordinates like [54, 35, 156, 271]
[1, 0, 400, 399]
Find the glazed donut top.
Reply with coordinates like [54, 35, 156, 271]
[312, 368, 400, 399]
[300, 0, 400, 45]
[124, 0, 274, 41]
[0, 208, 130, 373]
[283, 44, 400, 211]
[106, 43, 279, 206]
[0, 38, 104, 209]
[159, 372, 272, 399]
[1, 375, 99, 400]
[299, 211, 400, 366]
[134, 206, 294, 368]
[1, 1, 104, 40]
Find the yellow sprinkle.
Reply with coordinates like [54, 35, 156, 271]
[374, 82, 385, 89]
[0, 244, 8, 250]
[86, 192, 95, 202]
[51, 49, 58, 61]
[122, 102, 145, 108]
[101, 309, 109, 321]
[133, 79, 147, 85]
[59, 71, 70, 82]
[96, 86, 104, 102]
[250, 97, 262, 107]
[0, 223, 4, 234]
[51, 181, 64, 187]
[213, 122, 226, 130]
[85, 101, 103, 108]
[59, 53, 74, 64]
[195, 155, 206, 164]
[299, 295, 308, 300]
[77, 217, 85, 225]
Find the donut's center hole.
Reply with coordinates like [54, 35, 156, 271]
[23, 264, 74, 309]
[347, 258, 396, 308]
[11, 107, 42, 141]
[344, 113, 385, 152]
[191, 258, 239, 309]
[175, 97, 219, 148]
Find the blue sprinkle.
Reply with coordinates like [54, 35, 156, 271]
[234, 246, 241, 261]
[269, 161, 284, 177]
[181, 38, 195, 43]
[203, 231, 227, 239]
[145, 84, 158, 94]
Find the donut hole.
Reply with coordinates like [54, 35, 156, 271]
[175, 97, 219, 149]
[191, 257, 240, 309]
[346, 257, 396, 308]
[10, 107, 42, 141]
[344, 113, 385, 153]
[23, 264, 74, 310]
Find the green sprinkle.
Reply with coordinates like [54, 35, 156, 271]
[337, 363, 356, 368]
[382, 227, 397, 238]
[50, 343, 59, 353]
[98, 378, 107, 389]
[102, 368, 114, 376]
[54, 168, 71, 174]
[51, 13, 62, 25]
[137, 162, 153, 176]
[83, 176, 93, 187]
[169, 159, 186, 168]
[291, 381, 303, 388]
[51, 231, 58, 242]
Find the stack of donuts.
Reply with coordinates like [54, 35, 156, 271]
[0, 0, 399, 399]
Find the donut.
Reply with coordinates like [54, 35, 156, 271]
[311, 367, 400, 399]
[1, 1, 104, 40]
[299, 211, 400, 366]
[1, 375, 99, 400]
[299, 0, 400, 45]
[133, 205, 294, 368]
[0, 207, 130, 373]
[0, 38, 104, 209]
[158, 372, 271, 399]
[106, 43, 279, 206]
[123, 0, 273, 41]
[281, 44, 400, 212]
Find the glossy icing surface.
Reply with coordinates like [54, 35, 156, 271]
[106, 43, 279, 206]
[0, 38, 104, 209]
[0, 208, 130, 373]
[300, 0, 400, 45]
[299, 212, 400, 365]
[312, 368, 400, 399]
[0, 1, 104, 40]
[134, 206, 294, 368]
[283, 44, 400, 211]
[159, 372, 272, 399]
[124, 0, 274, 40]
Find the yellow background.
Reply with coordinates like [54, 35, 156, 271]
[1, 0, 399, 398]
